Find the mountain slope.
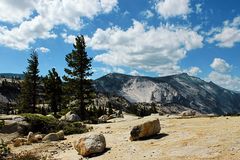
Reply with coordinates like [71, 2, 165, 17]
[94, 73, 240, 115]
[0, 73, 24, 80]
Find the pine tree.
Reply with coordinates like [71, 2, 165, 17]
[19, 50, 40, 113]
[44, 68, 62, 115]
[63, 35, 95, 120]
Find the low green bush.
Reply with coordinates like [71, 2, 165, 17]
[0, 139, 10, 159]
[21, 113, 58, 134]
[57, 121, 89, 135]
[0, 120, 4, 129]
[21, 113, 89, 135]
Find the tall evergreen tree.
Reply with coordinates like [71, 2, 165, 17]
[44, 68, 62, 115]
[63, 35, 95, 120]
[19, 50, 40, 113]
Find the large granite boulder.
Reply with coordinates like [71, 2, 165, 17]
[74, 133, 106, 157]
[0, 115, 29, 134]
[130, 118, 161, 141]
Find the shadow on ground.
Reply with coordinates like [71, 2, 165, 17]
[87, 147, 111, 158]
[138, 133, 169, 141]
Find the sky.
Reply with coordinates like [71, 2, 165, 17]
[0, 0, 240, 91]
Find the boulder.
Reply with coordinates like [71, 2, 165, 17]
[0, 120, 29, 134]
[27, 132, 35, 143]
[116, 110, 124, 118]
[0, 115, 25, 121]
[27, 132, 42, 143]
[12, 116, 26, 122]
[60, 111, 80, 122]
[74, 133, 106, 157]
[43, 133, 59, 141]
[56, 130, 65, 140]
[98, 115, 108, 123]
[107, 114, 117, 120]
[130, 119, 161, 141]
[46, 114, 55, 119]
[34, 134, 43, 142]
[180, 110, 196, 116]
[67, 114, 80, 122]
[0, 115, 29, 134]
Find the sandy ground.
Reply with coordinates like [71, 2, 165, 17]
[6, 114, 240, 160]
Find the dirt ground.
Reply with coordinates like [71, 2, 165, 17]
[6, 114, 240, 160]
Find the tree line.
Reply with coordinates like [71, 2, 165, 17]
[18, 35, 95, 120]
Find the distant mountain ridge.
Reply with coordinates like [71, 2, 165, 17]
[94, 73, 240, 115]
[0, 73, 24, 79]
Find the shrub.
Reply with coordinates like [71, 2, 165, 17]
[127, 103, 152, 117]
[21, 114, 58, 134]
[0, 139, 10, 159]
[57, 121, 89, 135]
[21, 113, 90, 135]
[0, 120, 4, 129]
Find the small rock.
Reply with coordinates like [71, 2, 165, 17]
[74, 133, 106, 157]
[60, 111, 80, 122]
[108, 114, 117, 120]
[27, 132, 40, 143]
[34, 134, 43, 142]
[105, 126, 111, 129]
[43, 133, 59, 141]
[56, 130, 65, 140]
[12, 138, 27, 147]
[180, 110, 196, 116]
[98, 115, 108, 123]
[46, 115, 55, 118]
[116, 110, 124, 118]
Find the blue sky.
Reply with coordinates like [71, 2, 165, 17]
[0, 0, 240, 91]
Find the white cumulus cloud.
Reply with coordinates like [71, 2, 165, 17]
[185, 66, 202, 76]
[210, 58, 232, 73]
[113, 67, 125, 74]
[36, 47, 50, 53]
[208, 16, 240, 48]
[156, 0, 191, 19]
[87, 20, 203, 76]
[0, 0, 118, 50]
[61, 33, 76, 44]
[0, 16, 57, 50]
[0, 0, 35, 23]
[207, 71, 240, 91]
[207, 58, 240, 91]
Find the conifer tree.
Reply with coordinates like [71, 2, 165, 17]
[19, 50, 40, 113]
[44, 68, 62, 115]
[63, 35, 95, 120]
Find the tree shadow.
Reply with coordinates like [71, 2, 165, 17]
[86, 147, 111, 158]
[137, 133, 169, 141]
